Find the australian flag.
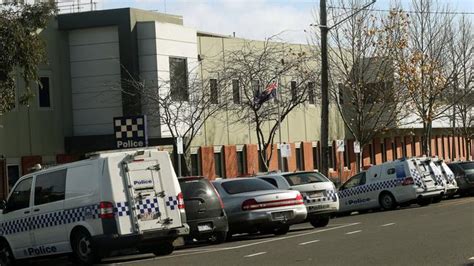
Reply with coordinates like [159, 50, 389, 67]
[254, 82, 278, 105]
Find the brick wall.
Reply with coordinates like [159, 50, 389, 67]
[200, 146, 215, 180]
[223, 145, 238, 178]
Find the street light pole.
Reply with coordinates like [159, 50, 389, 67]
[320, 0, 330, 177]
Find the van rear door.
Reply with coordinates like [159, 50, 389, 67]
[123, 155, 183, 232]
[413, 160, 437, 191]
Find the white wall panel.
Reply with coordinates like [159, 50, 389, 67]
[70, 43, 120, 62]
[72, 91, 122, 110]
[69, 26, 118, 46]
[70, 59, 121, 78]
[73, 107, 122, 126]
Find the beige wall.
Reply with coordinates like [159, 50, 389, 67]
[192, 35, 346, 148]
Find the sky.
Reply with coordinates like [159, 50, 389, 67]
[94, 0, 474, 44]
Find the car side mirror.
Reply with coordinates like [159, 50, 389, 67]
[0, 200, 6, 210]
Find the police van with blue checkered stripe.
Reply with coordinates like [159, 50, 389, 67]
[0, 148, 189, 265]
[337, 158, 444, 215]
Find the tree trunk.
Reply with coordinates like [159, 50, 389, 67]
[422, 120, 432, 156]
[466, 139, 472, 161]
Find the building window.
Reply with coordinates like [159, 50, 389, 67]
[296, 147, 303, 170]
[313, 146, 320, 170]
[392, 142, 397, 160]
[344, 146, 350, 169]
[233, 79, 240, 104]
[214, 153, 223, 178]
[7, 165, 20, 191]
[34, 169, 66, 206]
[308, 82, 315, 104]
[252, 80, 260, 97]
[38, 77, 51, 108]
[169, 57, 189, 101]
[291, 81, 297, 100]
[328, 144, 334, 169]
[237, 150, 246, 176]
[191, 153, 200, 176]
[258, 152, 266, 172]
[210, 79, 218, 104]
[381, 143, 386, 162]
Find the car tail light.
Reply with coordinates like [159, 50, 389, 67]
[99, 201, 115, 219]
[402, 177, 414, 186]
[211, 186, 225, 209]
[177, 192, 185, 209]
[241, 194, 304, 211]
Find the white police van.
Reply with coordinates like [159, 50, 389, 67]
[425, 157, 458, 200]
[0, 148, 189, 265]
[337, 158, 444, 214]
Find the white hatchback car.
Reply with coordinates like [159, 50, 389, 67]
[256, 171, 339, 228]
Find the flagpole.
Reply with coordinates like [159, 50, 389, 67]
[277, 74, 284, 172]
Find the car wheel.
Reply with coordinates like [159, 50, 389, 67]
[417, 198, 432, 206]
[208, 231, 227, 244]
[0, 240, 14, 266]
[273, 225, 290, 235]
[309, 217, 330, 228]
[71, 229, 100, 265]
[153, 242, 174, 256]
[379, 192, 397, 210]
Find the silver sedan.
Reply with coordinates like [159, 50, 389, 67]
[212, 178, 307, 239]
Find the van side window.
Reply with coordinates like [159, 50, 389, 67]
[6, 178, 33, 212]
[387, 168, 395, 175]
[34, 169, 66, 206]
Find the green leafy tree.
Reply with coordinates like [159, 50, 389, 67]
[0, 2, 56, 115]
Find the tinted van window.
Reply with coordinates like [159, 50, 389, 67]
[6, 178, 32, 212]
[34, 169, 66, 206]
[180, 178, 217, 200]
[221, 179, 276, 194]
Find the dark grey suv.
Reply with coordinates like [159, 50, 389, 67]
[447, 162, 474, 196]
[178, 176, 229, 244]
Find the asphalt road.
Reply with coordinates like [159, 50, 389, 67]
[37, 196, 474, 266]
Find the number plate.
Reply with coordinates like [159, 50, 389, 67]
[139, 212, 159, 221]
[197, 223, 213, 232]
[308, 191, 324, 198]
[271, 211, 293, 221]
[308, 204, 330, 212]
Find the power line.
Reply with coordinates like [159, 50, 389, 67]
[328, 6, 474, 15]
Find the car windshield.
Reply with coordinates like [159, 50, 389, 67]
[459, 162, 474, 174]
[283, 172, 328, 186]
[179, 178, 216, 200]
[221, 179, 276, 194]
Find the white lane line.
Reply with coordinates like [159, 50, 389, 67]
[244, 252, 267, 258]
[124, 222, 361, 263]
[298, 240, 320, 246]
[345, 230, 362, 235]
[381, 223, 396, 227]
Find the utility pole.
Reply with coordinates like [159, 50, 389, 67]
[320, 0, 329, 177]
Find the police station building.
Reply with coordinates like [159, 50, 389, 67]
[1, 8, 472, 200]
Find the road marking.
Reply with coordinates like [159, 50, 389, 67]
[381, 223, 395, 227]
[298, 240, 320, 246]
[123, 222, 361, 263]
[345, 230, 362, 235]
[244, 252, 266, 258]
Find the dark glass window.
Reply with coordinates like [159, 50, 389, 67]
[232, 79, 240, 104]
[221, 179, 276, 194]
[210, 79, 218, 104]
[191, 153, 200, 176]
[214, 153, 223, 177]
[308, 82, 315, 104]
[169, 57, 189, 101]
[34, 169, 66, 206]
[38, 77, 51, 108]
[296, 147, 302, 170]
[252, 80, 260, 98]
[6, 178, 32, 212]
[340, 172, 365, 190]
[291, 81, 297, 100]
[7, 165, 20, 191]
[313, 146, 320, 170]
[261, 177, 278, 188]
[283, 172, 328, 186]
[237, 150, 245, 176]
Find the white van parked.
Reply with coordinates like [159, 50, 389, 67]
[338, 158, 444, 214]
[425, 157, 458, 200]
[0, 148, 189, 265]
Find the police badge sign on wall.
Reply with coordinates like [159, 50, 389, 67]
[114, 115, 148, 149]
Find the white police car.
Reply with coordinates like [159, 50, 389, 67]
[256, 171, 339, 228]
[0, 148, 189, 265]
[424, 157, 458, 201]
[337, 158, 444, 214]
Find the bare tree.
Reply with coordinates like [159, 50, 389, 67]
[394, 0, 470, 155]
[123, 63, 229, 176]
[451, 16, 474, 160]
[224, 37, 318, 171]
[312, 0, 410, 172]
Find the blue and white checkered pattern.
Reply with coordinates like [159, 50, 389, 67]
[0, 204, 99, 236]
[115, 202, 130, 217]
[434, 174, 444, 186]
[304, 189, 338, 204]
[410, 168, 425, 188]
[338, 179, 401, 199]
[165, 196, 179, 210]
